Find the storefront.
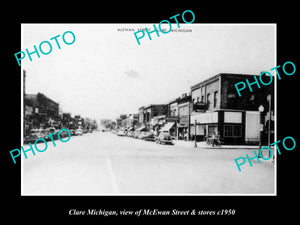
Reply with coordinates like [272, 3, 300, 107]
[177, 116, 190, 140]
[190, 110, 256, 144]
[160, 122, 176, 137]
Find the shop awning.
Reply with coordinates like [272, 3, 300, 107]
[160, 122, 175, 132]
[136, 125, 146, 131]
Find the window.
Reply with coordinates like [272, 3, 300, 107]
[214, 91, 218, 108]
[223, 125, 242, 137]
[227, 93, 236, 98]
[207, 93, 211, 109]
[201, 95, 204, 103]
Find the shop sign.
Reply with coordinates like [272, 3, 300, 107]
[191, 112, 218, 124]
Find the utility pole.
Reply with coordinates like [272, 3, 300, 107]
[258, 105, 264, 157]
[268, 94, 272, 158]
[194, 119, 197, 148]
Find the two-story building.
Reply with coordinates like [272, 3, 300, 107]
[138, 104, 168, 131]
[25, 92, 60, 130]
[190, 73, 274, 145]
[177, 93, 192, 140]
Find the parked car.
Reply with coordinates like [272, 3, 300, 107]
[69, 129, 76, 136]
[134, 131, 141, 138]
[58, 129, 70, 138]
[25, 129, 45, 143]
[75, 128, 83, 136]
[143, 132, 155, 141]
[82, 129, 88, 134]
[42, 127, 59, 140]
[117, 130, 126, 136]
[156, 132, 173, 145]
[138, 132, 146, 139]
[126, 131, 134, 137]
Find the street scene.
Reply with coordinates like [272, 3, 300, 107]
[22, 130, 274, 195]
[22, 24, 276, 195]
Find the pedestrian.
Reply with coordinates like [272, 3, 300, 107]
[215, 132, 221, 146]
[212, 132, 216, 147]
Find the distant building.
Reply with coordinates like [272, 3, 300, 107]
[159, 93, 192, 140]
[24, 92, 60, 131]
[177, 93, 192, 140]
[138, 104, 168, 131]
[138, 106, 145, 125]
[116, 114, 138, 130]
[190, 73, 274, 145]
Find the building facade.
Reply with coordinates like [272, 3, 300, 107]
[190, 73, 274, 145]
[177, 94, 192, 140]
[24, 92, 60, 134]
[138, 104, 168, 131]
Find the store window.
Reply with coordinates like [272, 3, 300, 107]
[224, 125, 242, 137]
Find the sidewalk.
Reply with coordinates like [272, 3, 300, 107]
[173, 140, 260, 150]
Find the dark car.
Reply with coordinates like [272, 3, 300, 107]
[83, 129, 88, 134]
[46, 127, 59, 140]
[156, 132, 173, 145]
[143, 132, 155, 141]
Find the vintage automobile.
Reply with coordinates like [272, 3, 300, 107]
[24, 129, 45, 143]
[75, 128, 83, 136]
[117, 130, 126, 136]
[142, 132, 155, 141]
[133, 131, 141, 138]
[46, 127, 59, 140]
[126, 131, 134, 137]
[58, 129, 70, 138]
[156, 132, 174, 145]
[138, 132, 147, 139]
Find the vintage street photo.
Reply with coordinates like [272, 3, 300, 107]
[21, 23, 276, 195]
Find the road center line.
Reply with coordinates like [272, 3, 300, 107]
[105, 154, 119, 194]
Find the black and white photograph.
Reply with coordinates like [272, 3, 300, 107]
[4, 5, 297, 224]
[21, 23, 276, 195]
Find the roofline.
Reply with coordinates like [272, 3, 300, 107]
[190, 73, 260, 90]
[143, 104, 168, 109]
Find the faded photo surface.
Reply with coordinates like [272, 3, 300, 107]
[22, 24, 276, 195]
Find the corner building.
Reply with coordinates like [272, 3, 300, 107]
[190, 73, 274, 145]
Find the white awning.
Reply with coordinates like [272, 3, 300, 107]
[136, 125, 146, 131]
[160, 122, 175, 132]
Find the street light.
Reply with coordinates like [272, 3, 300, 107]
[258, 105, 264, 157]
[194, 119, 197, 148]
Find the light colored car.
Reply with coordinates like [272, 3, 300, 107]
[25, 129, 45, 143]
[134, 131, 141, 138]
[75, 128, 83, 136]
[117, 130, 125, 136]
[156, 132, 173, 145]
[138, 132, 146, 139]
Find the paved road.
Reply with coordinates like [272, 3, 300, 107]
[22, 131, 275, 195]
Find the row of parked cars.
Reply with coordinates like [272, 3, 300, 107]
[24, 127, 89, 143]
[116, 129, 173, 145]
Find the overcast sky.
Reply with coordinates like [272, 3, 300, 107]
[22, 24, 275, 121]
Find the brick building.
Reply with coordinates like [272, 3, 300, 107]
[138, 104, 168, 131]
[190, 73, 274, 145]
[24, 92, 60, 132]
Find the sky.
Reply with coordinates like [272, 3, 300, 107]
[22, 23, 275, 121]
